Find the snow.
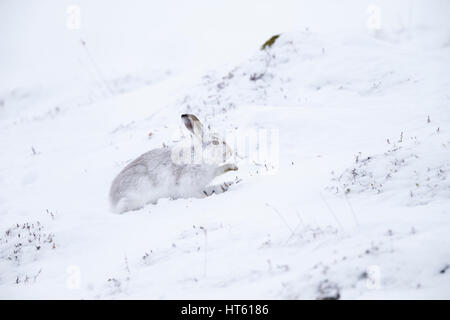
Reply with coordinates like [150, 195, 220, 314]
[1, 0, 450, 299]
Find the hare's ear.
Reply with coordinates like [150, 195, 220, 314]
[181, 114, 203, 138]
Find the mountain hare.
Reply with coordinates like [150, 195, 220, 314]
[109, 114, 238, 213]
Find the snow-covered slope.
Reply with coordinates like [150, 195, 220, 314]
[1, 1, 450, 299]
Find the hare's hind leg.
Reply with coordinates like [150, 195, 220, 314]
[115, 196, 142, 214]
[114, 188, 153, 213]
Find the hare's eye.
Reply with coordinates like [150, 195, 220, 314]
[212, 140, 219, 145]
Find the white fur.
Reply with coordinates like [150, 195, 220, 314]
[109, 115, 237, 213]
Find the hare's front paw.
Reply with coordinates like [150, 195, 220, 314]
[214, 163, 238, 176]
[202, 181, 234, 197]
[220, 181, 233, 192]
[224, 163, 238, 173]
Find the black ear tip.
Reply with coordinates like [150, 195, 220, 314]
[181, 114, 200, 121]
